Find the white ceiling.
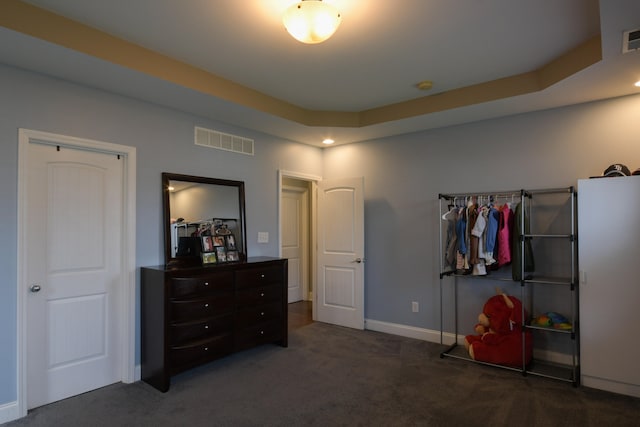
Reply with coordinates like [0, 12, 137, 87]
[1, 0, 639, 147]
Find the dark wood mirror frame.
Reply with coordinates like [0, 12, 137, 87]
[162, 172, 247, 267]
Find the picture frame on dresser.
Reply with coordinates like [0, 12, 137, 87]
[202, 252, 217, 264]
[227, 250, 239, 262]
[225, 234, 236, 250]
[215, 246, 227, 262]
[201, 236, 213, 252]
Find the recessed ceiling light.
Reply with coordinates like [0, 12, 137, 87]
[635, 80, 640, 87]
[322, 138, 335, 145]
[417, 80, 433, 91]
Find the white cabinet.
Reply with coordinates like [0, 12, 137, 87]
[578, 176, 640, 397]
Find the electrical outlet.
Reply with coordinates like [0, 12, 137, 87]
[257, 232, 269, 243]
[412, 301, 419, 312]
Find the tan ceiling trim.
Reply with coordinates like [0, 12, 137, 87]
[361, 35, 602, 126]
[360, 72, 540, 126]
[1, 0, 601, 130]
[0, 0, 326, 125]
[536, 34, 602, 89]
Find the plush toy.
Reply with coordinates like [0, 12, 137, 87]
[464, 289, 533, 368]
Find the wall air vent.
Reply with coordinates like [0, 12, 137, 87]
[195, 126, 254, 156]
[622, 28, 640, 53]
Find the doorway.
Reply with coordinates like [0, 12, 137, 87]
[17, 129, 136, 416]
[279, 171, 319, 320]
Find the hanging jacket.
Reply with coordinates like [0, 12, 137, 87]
[497, 205, 513, 266]
[442, 208, 458, 271]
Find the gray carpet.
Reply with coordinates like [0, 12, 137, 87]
[5, 322, 640, 427]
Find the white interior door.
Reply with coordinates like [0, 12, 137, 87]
[25, 141, 124, 409]
[282, 186, 309, 303]
[317, 177, 365, 329]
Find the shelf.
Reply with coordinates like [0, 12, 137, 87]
[524, 234, 574, 239]
[442, 271, 574, 286]
[441, 344, 578, 385]
[523, 275, 574, 286]
[525, 324, 575, 335]
[526, 359, 579, 385]
[440, 271, 515, 282]
[440, 344, 524, 374]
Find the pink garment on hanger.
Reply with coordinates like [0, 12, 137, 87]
[497, 205, 513, 266]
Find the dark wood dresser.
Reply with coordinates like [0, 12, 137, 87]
[141, 257, 288, 392]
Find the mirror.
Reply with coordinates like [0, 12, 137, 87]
[162, 172, 247, 267]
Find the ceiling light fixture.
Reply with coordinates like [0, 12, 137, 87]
[417, 80, 433, 91]
[283, 1, 342, 44]
[322, 138, 335, 145]
[635, 80, 640, 87]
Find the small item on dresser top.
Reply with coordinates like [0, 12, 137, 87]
[603, 163, 630, 177]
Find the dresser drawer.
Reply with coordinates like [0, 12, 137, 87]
[234, 319, 283, 351]
[170, 271, 234, 298]
[170, 334, 233, 374]
[170, 292, 234, 321]
[235, 265, 283, 289]
[170, 313, 233, 345]
[236, 284, 281, 307]
[235, 302, 282, 328]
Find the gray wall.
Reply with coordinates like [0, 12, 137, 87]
[323, 93, 640, 331]
[2, 60, 640, 407]
[0, 64, 322, 405]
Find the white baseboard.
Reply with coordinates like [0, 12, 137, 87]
[0, 400, 20, 424]
[134, 364, 141, 382]
[582, 375, 640, 398]
[364, 319, 578, 366]
[364, 318, 458, 345]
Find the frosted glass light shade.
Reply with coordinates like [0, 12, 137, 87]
[283, 1, 342, 44]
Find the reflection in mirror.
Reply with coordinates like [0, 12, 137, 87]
[162, 173, 246, 267]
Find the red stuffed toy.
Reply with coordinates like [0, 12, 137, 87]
[464, 289, 532, 368]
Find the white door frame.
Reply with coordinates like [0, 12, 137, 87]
[278, 170, 320, 317]
[16, 129, 137, 418]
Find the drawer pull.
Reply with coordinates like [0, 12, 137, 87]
[204, 303, 209, 308]
[204, 325, 209, 329]
[204, 347, 209, 351]
[261, 312, 265, 316]
[260, 292, 265, 297]
[260, 331, 264, 335]
[204, 282, 209, 286]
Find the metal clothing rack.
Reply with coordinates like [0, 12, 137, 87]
[438, 187, 579, 385]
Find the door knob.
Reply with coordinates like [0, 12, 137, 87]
[353, 258, 363, 264]
[30, 284, 41, 293]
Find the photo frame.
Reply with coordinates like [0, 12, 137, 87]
[202, 252, 217, 264]
[227, 250, 239, 262]
[225, 234, 237, 250]
[213, 236, 225, 247]
[215, 246, 227, 262]
[201, 236, 214, 253]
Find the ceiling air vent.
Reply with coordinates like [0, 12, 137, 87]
[622, 28, 640, 53]
[195, 126, 254, 156]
